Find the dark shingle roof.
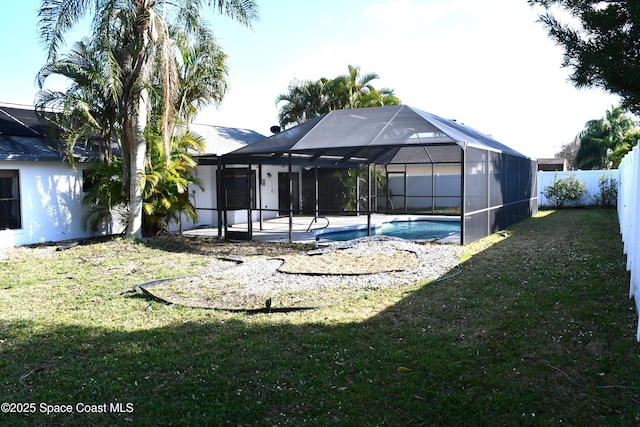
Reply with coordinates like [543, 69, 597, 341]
[0, 104, 53, 137]
[1, 104, 265, 162]
[0, 104, 61, 161]
[0, 104, 93, 162]
[0, 135, 64, 161]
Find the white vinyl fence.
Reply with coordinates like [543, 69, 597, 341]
[618, 146, 640, 341]
[537, 169, 619, 207]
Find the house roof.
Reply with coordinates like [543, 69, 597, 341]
[536, 157, 568, 171]
[537, 158, 567, 164]
[0, 104, 68, 161]
[224, 105, 530, 166]
[0, 135, 64, 162]
[189, 123, 266, 156]
[0, 104, 52, 137]
[0, 104, 267, 163]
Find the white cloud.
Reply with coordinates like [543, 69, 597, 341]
[319, 16, 333, 26]
[364, 0, 448, 23]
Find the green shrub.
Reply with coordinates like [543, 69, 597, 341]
[542, 174, 586, 207]
[593, 173, 618, 207]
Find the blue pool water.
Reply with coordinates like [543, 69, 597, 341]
[317, 219, 460, 242]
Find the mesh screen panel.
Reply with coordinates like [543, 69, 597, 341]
[221, 105, 537, 244]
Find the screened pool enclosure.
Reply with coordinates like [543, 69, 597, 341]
[211, 105, 537, 244]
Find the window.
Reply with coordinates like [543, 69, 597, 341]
[82, 168, 95, 193]
[223, 169, 256, 209]
[0, 170, 21, 229]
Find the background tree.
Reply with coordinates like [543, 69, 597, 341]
[38, 0, 258, 239]
[275, 65, 401, 213]
[554, 136, 580, 169]
[574, 106, 638, 169]
[276, 64, 400, 129]
[341, 64, 379, 109]
[529, 0, 640, 114]
[173, 27, 229, 125]
[275, 78, 334, 128]
[609, 128, 640, 168]
[339, 65, 400, 109]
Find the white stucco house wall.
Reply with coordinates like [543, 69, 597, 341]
[0, 104, 124, 248]
[1, 104, 268, 247]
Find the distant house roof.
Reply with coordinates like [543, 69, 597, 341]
[537, 158, 568, 172]
[189, 123, 265, 156]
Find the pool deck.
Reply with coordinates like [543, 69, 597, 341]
[182, 214, 461, 244]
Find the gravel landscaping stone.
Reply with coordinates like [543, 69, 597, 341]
[143, 236, 461, 310]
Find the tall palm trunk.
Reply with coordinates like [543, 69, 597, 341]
[125, 91, 149, 239]
[124, 0, 157, 239]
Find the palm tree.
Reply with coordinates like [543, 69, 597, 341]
[356, 87, 400, 108]
[575, 106, 637, 169]
[609, 128, 640, 168]
[141, 126, 205, 235]
[342, 64, 379, 109]
[276, 65, 401, 129]
[276, 78, 335, 128]
[38, 4, 245, 237]
[35, 39, 121, 166]
[174, 28, 229, 124]
[38, 0, 258, 239]
[575, 118, 609, 169]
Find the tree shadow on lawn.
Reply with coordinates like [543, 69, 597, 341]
[366, 209, 639, 424]
[2, 210, 639, 426]
[142, 233, 314, 258]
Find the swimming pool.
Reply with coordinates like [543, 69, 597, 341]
[316, 218, 460, 242]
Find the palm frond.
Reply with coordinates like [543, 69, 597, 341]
[38, 0, 93, 61]
[205, 0, 260, 28]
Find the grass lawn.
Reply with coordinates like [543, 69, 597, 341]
[0, 209, 638, 426]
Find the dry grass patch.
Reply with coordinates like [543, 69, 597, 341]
[142, 275, 264, 310]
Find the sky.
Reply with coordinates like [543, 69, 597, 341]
[0, 0, 622, 159]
